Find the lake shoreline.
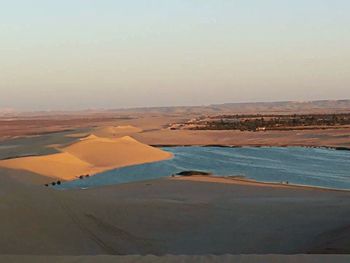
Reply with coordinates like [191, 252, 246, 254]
[151, 144, 350, 151]
[170, 174, 350, 193]
[54, 146, 350, 191]
[55, 173, 350, 193]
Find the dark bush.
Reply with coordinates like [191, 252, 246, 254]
[176, 170, 211, 176]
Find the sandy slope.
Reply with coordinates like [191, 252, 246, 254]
[64, 135, 169, 167]
[0, 152, 97, 180]
[0, 135, 172, 180]
[0, 170, 350, 256]
[2, 255, 350, 263]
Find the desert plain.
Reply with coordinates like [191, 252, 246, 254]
[0, 101, 350, 263]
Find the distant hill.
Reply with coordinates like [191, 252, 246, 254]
[0, 108, 17, 116]
[113, 99, 350, 115]
[208, 100, 350, 114]
[2, 100, 350, 117]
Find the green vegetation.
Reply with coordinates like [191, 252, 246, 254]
[189, 113, 350, 131]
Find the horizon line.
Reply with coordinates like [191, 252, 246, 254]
[1, 98, 350, 114]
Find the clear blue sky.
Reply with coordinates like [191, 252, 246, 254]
[1, 0, 349, 110]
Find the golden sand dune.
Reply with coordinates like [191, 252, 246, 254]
[93, 125, 143, 138]
[64, 135, 171, 167]
[0, 152, 97, 180]
[0, 135, 172, 180]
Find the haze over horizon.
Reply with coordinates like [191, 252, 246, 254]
[1, 0, 349, 110]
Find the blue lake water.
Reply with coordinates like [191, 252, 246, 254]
[55, 146, 350, 190]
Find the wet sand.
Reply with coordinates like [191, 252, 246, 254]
[171, 174, 350, 191]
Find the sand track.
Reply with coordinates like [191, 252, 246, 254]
[53, 191, 119, 254]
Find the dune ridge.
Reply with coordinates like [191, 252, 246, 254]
[93, 125, 143, 138]
[0, 134, 172, 180]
